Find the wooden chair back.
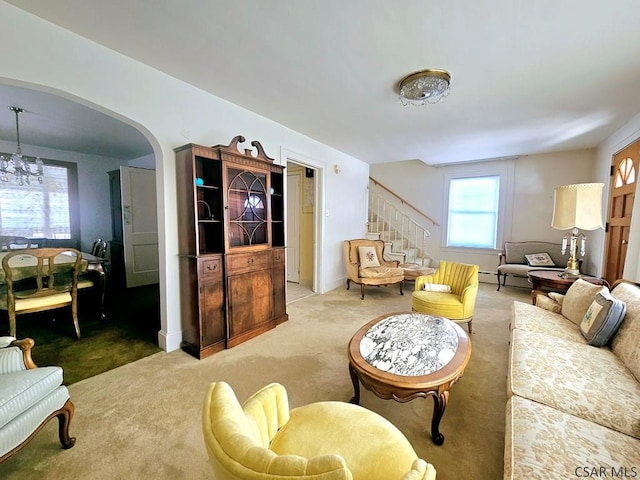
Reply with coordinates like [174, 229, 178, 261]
[91, 238, 107, 258]
[1, 248, 83, 338]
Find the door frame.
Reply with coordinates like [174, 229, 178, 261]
[286, 171, 301, 283]
[280, 148, 325, 293]
[603, 138, 640, 283]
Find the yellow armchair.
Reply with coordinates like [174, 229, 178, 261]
[203, 381, 437, 480]
[412, 261, 479, 333]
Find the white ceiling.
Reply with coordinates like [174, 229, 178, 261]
[4, 0, 640, 165]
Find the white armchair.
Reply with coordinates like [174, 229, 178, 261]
[0, 336, 75, 463]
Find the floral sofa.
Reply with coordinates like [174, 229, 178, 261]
[504, 279, 640, 479]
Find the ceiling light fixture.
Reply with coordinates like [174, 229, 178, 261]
[397, 69, 451, 106]
[0, 106, 44, 185]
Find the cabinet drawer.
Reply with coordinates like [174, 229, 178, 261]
[226, 251, 270, 274]
[199, 256, 222, 278]
[271, 248, 285, 265]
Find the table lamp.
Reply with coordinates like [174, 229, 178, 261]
[551, 183, 604, 277]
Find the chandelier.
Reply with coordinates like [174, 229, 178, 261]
[0, 106, 44, 185]
[398, 69, 451, 106]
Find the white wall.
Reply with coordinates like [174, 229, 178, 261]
[0, 2, 369, 352]
[596, 112, 640, 281]
[370, 149, 597, 280]
[0, 138, 126, 252]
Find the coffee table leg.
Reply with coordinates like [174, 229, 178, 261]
[349, 364, 360, 404]
[431, 390, 449, 445]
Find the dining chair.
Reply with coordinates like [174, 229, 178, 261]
[0, 248, 83, 339]
[91, 238, 107, 258]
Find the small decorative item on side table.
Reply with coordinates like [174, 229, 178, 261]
[527, 269, 608, 304]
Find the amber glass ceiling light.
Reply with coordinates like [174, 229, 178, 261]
[0, 106, 44, 185]
[398, 69, 451, 106]
[551, 183, 604, 277]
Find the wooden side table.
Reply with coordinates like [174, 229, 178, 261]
[527, 270, 607, 304]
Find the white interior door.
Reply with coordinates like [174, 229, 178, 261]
[120, 166, 159, 287]
[287, 173, 301, 283]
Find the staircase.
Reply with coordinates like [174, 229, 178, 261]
[366, 179, 434, 267]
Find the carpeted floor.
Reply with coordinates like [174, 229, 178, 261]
[0, 284, 163, 385]
[0, 281, 530, 480]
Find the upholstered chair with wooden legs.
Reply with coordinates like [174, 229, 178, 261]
[203, 381, 437, 480]
[343, 239, 405, 299]
[0, 337, 75, 462]
[412, 261, 479, 333]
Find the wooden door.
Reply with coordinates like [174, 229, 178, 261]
[604, 139, 639, 284]
[120, 166, 159, 287]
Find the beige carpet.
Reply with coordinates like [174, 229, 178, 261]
[0, 282, 530, 480]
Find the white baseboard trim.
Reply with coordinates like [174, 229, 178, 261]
[158, 329, 182, 352]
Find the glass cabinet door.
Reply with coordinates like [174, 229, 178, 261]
[227, 168, 268, 247]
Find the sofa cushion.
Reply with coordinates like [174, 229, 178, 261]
[511, 301, 587, 344]
[505, 395, 640, 480]
[508, 329, 640, 439]
[358, 266, 403, 279]
[610, 281, 640, 382]
[561, 279, 607, 325]
[496, 264, 564, 278]
[0, 366, 63, 429]
[271, 401, 419, 480]
[580, 290, 626, 346]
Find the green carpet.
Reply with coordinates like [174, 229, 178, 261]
[1, 284, 162, 385]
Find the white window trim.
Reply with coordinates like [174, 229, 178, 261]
[441, 161, 515, 252]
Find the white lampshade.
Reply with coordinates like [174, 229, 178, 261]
[552, 183, 604, 230]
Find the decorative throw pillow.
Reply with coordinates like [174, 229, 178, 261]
[524, 252, 555, 267]
[535, 295, 562, 314]
[548, 292, 565, 306]
[561, 279, 608, 325]
[423, 283, 452, 292]
[358, 246, 380, 268]
[580, 290, 626, 346]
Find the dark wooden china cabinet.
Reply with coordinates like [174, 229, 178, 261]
[175, 135, 287, 359]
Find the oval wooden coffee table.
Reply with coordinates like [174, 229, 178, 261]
[348, 312, 471, 445]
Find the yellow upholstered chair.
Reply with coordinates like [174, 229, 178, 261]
[412, 261, 479, 333]
[202, 381, 437, 480]
[343, 239, 404, 299]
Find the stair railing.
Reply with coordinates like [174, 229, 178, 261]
[367, 181, 432, 266]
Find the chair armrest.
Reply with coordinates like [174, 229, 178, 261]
[0, 337, 36, 373]
[400, 458, 437, 480]
[380, 259, 399, 268]
[497, 251, 506, 266]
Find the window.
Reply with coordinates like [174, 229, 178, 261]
[0, 160, 80, 244]
[447, 175, 500, 249]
